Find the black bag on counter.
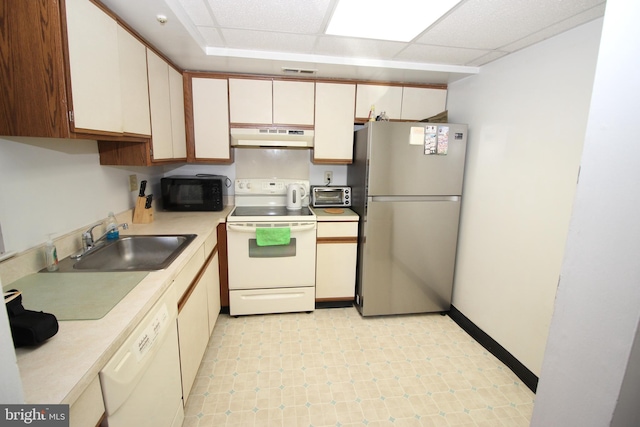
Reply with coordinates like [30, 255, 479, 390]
[4, 289, 59, 347]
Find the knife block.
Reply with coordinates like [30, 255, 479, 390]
[132, 196, 154, 224]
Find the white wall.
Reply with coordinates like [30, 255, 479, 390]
[167, 150, 348, 187]
[0, 137, 164, 253]
[446, 19, 603, 375]
[532, 0, 640, 423]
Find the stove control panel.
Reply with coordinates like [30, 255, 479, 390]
[235, 179, 310, 196]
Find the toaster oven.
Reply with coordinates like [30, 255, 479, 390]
[311, 186, 351, 208]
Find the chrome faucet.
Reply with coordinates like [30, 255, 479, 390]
[73, 221, 129, 259]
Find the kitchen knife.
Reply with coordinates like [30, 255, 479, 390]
[145, 194, 153, 209]
[138, 180, 147, 197]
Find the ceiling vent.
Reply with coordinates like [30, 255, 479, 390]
[281, 67, 317, 75]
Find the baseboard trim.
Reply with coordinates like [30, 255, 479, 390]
[316, 300, 355, 309]
[448, 305, 538, 393]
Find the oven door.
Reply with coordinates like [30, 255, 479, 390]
[227, 221, 317, 290]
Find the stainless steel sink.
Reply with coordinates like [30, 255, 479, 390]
[54, 234, 197, 272]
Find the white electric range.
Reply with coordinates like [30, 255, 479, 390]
[226, 178, 316, 316]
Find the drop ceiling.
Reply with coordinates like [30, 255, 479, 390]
[100, 0, 606, 85]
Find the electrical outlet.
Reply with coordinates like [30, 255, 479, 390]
[128, 174, 138, 192]
[324, 171, 333, 184]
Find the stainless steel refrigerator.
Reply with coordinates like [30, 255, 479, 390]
[348, 122, 468, 316]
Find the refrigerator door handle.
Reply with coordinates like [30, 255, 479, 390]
[369, 196, 461, 202]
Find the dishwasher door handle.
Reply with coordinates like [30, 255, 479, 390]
[227, 223, 316, 233]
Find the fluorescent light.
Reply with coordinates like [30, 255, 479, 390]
[326, 0, 462, 42]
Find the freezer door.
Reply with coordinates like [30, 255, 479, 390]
[357, 197, 461, 316]
[366, 122, 467, 196]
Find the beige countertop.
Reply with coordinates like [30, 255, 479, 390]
[311, 207, 359, 221]
[8, 208, 231, 406]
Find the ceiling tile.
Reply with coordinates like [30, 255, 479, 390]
[176, 0, 215, 26]
[314, 36, 405, 59]
[414, 0, 606, 50]
[206, 0, 332, 33]
[501, 4, 606, 52]
[394, 44, 493, 66]
[220, 29, 318, 53]
[197, 26, 224, 46]
[465, 50, 510, 66]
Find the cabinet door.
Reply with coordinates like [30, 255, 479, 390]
[65, 0, 122, 133]
[316, 221, 358, 300]
[118, 26, 151, 136]
[177, 278, 209, 403]
[205, 252, 221, 335]
[273, 80, 315, 125]
[192, 78, 231, 160]
[69, 376, 104, 427]
[169, 66, 187, 158]
[400, 87, 448, 121]
[316, 243, 357, 299]
[314, 83, 356, 163]
[147, 50, 173, 160]
[229, 78, 272, 124]
[355, 84, 402, 120]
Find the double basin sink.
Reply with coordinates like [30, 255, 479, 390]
[54, 234, 197, 272]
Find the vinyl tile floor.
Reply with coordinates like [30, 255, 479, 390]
[182, 307, 535, 427]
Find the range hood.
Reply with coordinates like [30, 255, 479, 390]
[230, 128, 314, 148]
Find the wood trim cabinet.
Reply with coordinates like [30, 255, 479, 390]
[316, 221, 358, 302]
[176, 234, 221, 404]
[69, 376, 105, 427]
[147, 50, 187, 161]
[313, 82, 356, 164]
[355, 84, 403, 121]
[229, 78, 315, 126]
[185, 75, 232, 163]
[355, 84, 447, 122]
[400, 87, 448, 121]
[0, 0, 151, 141]
[65, 0, 122, 133]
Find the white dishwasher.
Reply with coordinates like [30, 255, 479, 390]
[99, 286, 184, 427]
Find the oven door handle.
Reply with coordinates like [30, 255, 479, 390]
[227, 223, 316, 233]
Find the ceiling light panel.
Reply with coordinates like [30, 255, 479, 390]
[326, 0, 462, 42]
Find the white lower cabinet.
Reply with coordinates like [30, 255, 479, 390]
[176, 247, 220, 404]
[70, 376, 104, 427]
[316, 220, 358, 301]
[206, 252, 221, 336]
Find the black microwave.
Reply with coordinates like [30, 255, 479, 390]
[161, 175, 227, 212]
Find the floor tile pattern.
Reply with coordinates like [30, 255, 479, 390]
[183, 307, 534, 426]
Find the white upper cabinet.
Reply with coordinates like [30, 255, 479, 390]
[273, 80, 315, 125]
[192, 77, 230, 160]
[147, 50, 186, 160]
[229, 78, 273, 124]
[355, 84, 403, 120]
[313, 82, 356, 163]
[400, 87, 447, 121]
[229, 78, 315, 126]
[65, 0, 122, 133]
[169, 67, 187, 158]
[117, 26, 151, 136]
